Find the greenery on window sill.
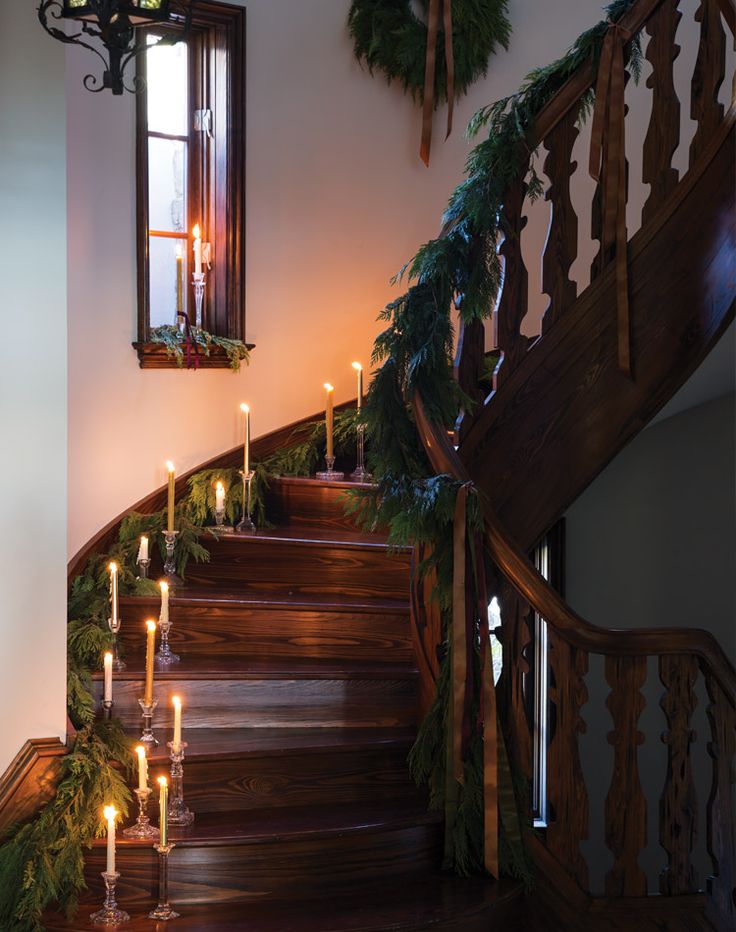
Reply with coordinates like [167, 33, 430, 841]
[146, 326, 252, 372]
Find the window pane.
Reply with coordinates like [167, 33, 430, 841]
[149, 235, 188, 329]
[146, 38, 188, 136]
[148, 137, 187, 232]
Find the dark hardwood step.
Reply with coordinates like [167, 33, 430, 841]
[45, 874, 525, 931]
[264, 475, 375, 534]
[134, 727, 419, 813]
[80, 801, 444, 907]
[96, 658, 418, 730]
[184, 529, 410, 601]
[118, 589, 411, 664]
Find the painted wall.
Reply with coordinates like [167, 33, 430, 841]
[0, 1, 68, 772]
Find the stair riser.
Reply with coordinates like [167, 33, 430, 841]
[140, 745, 418, 813]
[265, 481, 364, 533]
[118, 601, 412, 664]
[185, 538, 410, 600]
[97, 677, 418, 730]
[85, 823, 442, 905]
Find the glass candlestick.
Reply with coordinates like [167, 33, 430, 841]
[316, 454, 344, 481]
[90, 871, 130, 925]
[149, 843, 179, 921]
[192, 272, 205, 329]
[136, 556, 151, 579]
[167, 741, 194, 826]
[107, 617, 126, 672]
[138, 697, 159, 747]
[155, 617, 179, 666]
[350, 423, 372, 482]
[236, 470, 256, 534]
[101, 698, 114, 722]
[163, 530, 182, 586]
[123, 788, 159, 840]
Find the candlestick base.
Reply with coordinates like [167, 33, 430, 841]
[155, 619, 180, 667]
[349, 466, 373, 482]
[90, 871, 130, 925]
[136, 557, 151, 579]
[124, 788, 159, 840]
[168, 741, 195, 826]
[350, 423, 372, 482]
[138, 697, 159, 747]
[316, 455, 344, 481]
[193, 272, 205, 330]
[236, 470, 257, 534]
[214, 510, 234, 534]
[163, 530, 183, 587]
[108, 627, 126, 672]
[149, 843, 179, 921]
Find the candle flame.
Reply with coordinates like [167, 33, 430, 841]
[135, 745, 146, 759]
[352, 361, 362, 371]
[166, 460, 175, 474]
[172, 695, 182, 710]
[324, 383, 334, 392]
[240, 403, 250, 414]
[175, 244, 183, 258]
[158, 776, 168, 788]
[215, 481, 224, 492]
[104, 651, 113, 663]
[159, 580, 169, 594]
[146, 620, 157, 633]
[193, 224, 201, 239]
[103, 805, 117, 821]
[141, 535, 148, 544]
[108, 561, 117, 574]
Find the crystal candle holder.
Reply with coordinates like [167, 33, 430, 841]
[316, 454, 344, 481]
[148, 843, 179, 921]
[192, 272, 205, 329]
[155, 616, 179, 666]
[236, 470, 256, 534]
[214, 504, 234, 533]
[90, 870, 130, 925]
[107, 617, 126, 672]
[350, 423, 372, 482]
[101, 698, 114, 722]
[163, 530, 183, 586]
[167, 741, 194, 826]
[137, 556, 151, 579]
[138, 697, 159, 747]
[123, 787, 159, 840]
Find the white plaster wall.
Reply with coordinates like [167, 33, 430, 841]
[67, 0, 611, 557]
[0, 0, 68, 772]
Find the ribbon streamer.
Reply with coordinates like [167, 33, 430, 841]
[420, 0, 455, 166]
[589, 21, 632, 375]
[179, 312, 201, 370]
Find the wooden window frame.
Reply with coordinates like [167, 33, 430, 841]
[134, 1, 246, 369]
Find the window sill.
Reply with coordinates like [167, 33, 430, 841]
[133, 341, 255, 370]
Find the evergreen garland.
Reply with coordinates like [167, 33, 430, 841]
[150, 325, 250, 372]
[347, 0, 643, 879]
[348, 0, 511, 105]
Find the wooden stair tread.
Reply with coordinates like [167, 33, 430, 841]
[97, 656, 417, 680]
[207, 526, 398, 550]
[44, 875, 523, 931]
[269, 475, 376, 492]
[120, 588, 409, 614]
[109, 799, 441, 848]
[144, 726, 417, 763]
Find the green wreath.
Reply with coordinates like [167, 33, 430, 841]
[348, 0, 512, 105]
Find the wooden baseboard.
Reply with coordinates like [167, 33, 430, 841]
[0, 735, 69, 839]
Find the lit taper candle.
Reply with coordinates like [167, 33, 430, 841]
[172, 695, 182, 751]
[352, 362, 363, 411]
[108, 562, 119, 626]
[239, 403, 251, 474]
[137, 535, 149, 564]
[136, 745, 148, 792]
[159, 580, 169, 627]
[158, 777, 169, 846]
[144, 620, 157, 707]
[215, 481, 225, 514]
[103, 652, 113, 703]
[324, 383, 335, 459]
[193, 224, 203, 276]
[175, 244, 184, 314]
[104, 805, 118, 875]
[166, 461, 176, 533]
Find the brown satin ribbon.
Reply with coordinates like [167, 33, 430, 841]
[420, 0, 455, 167]
[451, 482, 469, 784]
[475, 530, 499, 879]
[589, 22, 632, 375]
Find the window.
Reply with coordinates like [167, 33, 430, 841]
[134, 1, 246, 367]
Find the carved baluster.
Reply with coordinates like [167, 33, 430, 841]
[495, 173, 530, 388]
[689, 0, 726, 166]
[703, 671, 736, 930]
[659, 655, 698, 895]
[546, 630, 590, 890]
[541, 106, 579, 334]
[496, 581, 534, 800]
[454, 317, 486, 442]
[642, 0, 682, 224]
[604, 654, 648, 896]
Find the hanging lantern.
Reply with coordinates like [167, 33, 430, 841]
[38, 1, 192, 96]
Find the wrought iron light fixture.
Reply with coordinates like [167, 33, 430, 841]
[38, 1, 193, 95]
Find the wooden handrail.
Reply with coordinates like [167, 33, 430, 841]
[413, 393, 736, 707]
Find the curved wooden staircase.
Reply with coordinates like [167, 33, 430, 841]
[47, 478, 524, 930]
